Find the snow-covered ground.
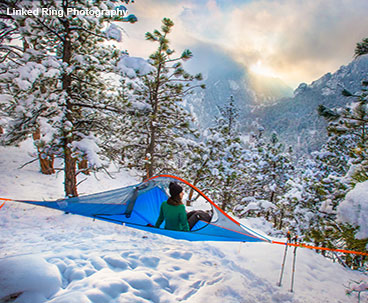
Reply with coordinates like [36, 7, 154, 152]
[0, 141, 367, 303]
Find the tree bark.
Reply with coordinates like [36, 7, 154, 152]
[147, 123, 156, 179]
[270, 191, 275, 202]
[146, 41, 165, 179]
[33, 129, 55, 175]
[221, 191, 229, 211]
[61, 6, 78, 197]
[78, 158, 90, 175]
[38, 152, 55, 175]
[64, 143, 78, 197]
[187, 179, 200, 206]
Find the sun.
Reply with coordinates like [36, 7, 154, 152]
[250, 60, 278, 78]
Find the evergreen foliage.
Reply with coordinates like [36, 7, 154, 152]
[118, 18, 204, 179]
[246, 129, 294, 200]
[306, 37, 368, 268]
[354, 37, 368, 58]
[0, 0, 135, 196]
[202, 96, 248, 211]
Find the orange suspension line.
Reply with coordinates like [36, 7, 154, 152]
[0, 198, 12, 210]
[272, 240, 368, 256]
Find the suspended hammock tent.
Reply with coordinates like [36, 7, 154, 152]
[1, 175, 270, 243]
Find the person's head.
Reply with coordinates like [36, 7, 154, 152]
[169, 182, 183, 200]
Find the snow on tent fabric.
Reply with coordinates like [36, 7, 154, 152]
[3, 175, 270, 243]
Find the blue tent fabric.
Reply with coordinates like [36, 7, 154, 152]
[14, 176, 270, 243]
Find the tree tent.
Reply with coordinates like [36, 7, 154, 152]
[0, 175, 270, 243]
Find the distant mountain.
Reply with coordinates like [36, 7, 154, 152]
[184, 44, 293, 130]
[248, 73, 293, 102]
[184, 45, 368, 154]
[254, 54, 368, 153]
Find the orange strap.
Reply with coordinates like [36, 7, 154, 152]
[272, 240, 368, 256]
[0, 198, 11, 210]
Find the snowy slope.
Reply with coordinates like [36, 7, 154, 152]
[0, 141, 366, 303]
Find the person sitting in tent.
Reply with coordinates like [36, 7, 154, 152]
[155, 182, 212, 231]
[155, 182, 189, 231]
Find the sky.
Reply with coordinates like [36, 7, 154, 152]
[120, 0, 368, 89]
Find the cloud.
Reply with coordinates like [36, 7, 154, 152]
[117, 0, 189, 57]
[220, 0, 368, 86]
[122, 0, 368, 88]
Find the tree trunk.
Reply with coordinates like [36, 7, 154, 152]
[38, 152, 55, 175]
[146, 121, 156, 179]
[78, 158, 90, 175]
[221, 191, 229, 211]
[61, 11, 78, 197]
[278, 209, 284, 230]
[187, 159, 210, 206]
[221, 179, 232, 210]
[64, 143, 78, 197]
[187, 179, 199, 206]
[187, 190, 194, 206]
[270, 191, 275, 202]
[187, 178, 202, 206]
[33, 129, 55, 175]
[144, 156, 150, 180]
[145, 46, 164, 179]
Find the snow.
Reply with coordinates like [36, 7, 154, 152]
[228, 80, 240, 91]
[0, 255, 61, 303]
[117, 55, 154, 79]
[338, 180, 368, 240]
[73, 135, 103, 168]
[0, 141, 367, 303]
[0, 94, 12, 104]
[235, 199, 276, 216]
[105, 24, 122, 42]
[319, 199, 334, 214]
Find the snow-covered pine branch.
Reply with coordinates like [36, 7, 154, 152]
[0, 0, 136, 197]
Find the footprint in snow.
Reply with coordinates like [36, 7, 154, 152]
[92, 279, 130, 298]
[119, 272, 160, 303]
[103, 255, 128, 270]
[139, 256, 160, 268]
[168, 251, 192, 260]
[153, 275, 175, 294]
[90, 256, 107, 270]
[190, 280, 206, 289]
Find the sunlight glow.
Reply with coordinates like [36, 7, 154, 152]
[250, 60, 278, 78]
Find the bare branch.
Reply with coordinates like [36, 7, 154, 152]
[18, 158, 39, 169]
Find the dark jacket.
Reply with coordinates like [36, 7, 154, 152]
[155, 198, 189, 231]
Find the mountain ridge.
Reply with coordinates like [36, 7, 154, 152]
[255, 54, 368, 152]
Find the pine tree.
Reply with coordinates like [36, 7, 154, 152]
[283, 37, 368, 246]
[306, 38, 368, 266]
[0, 0, 136, 197]
[119, 18, 204, 179]
[354, 37, 368, 58]
[182, 140, 213, 206]
[203, 96, 248, 211]
[249, 131, 294, 199]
